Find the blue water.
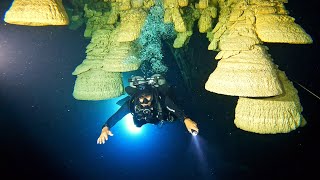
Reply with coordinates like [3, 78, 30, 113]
[1, 0, 319, 179]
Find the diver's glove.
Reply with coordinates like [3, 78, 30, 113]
[184, 118, 199, 135]
[97, 126, 114, 144]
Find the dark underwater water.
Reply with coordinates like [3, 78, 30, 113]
[0, 0, 319, 179]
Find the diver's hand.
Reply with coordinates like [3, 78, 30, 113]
[97, 126, 113, 144]
[184, 118, 199, 134]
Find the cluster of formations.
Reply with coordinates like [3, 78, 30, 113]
[4, 0, 313, 134]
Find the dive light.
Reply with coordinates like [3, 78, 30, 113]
[191, 129, 198, 136]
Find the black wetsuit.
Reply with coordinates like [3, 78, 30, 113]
[102, 95, 186, 129]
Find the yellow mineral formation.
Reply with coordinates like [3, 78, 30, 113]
[142, 0, 156, 9]
[205, 0, 311, 98]
[196, 0, 208, 9]
[164, 0, 179, 8]
[218, 21, 261, 50]
[207, 2, 231, 51]
[163, 0, 187, 32]
[72, 28, 141, 100]
[83, 3, 117, 38]
[173, 31, 193, 48]
[73, 29, 141, 75]
[205, 45, 283, 97]
[101, 41, 142, 72]
[249, 0, 313, 43]
[207, 0, 312, 50]
[171, 7, 187, 32]
[131, 0, 144, 8]
[173, 5, 199, 48]
[198, 6, 217, 33]
[4, 0, 69, 26]
[118, 0, 132, 11]
[73, 70, 124, 100]
[234, 70, 306, 134]
[255, 14, 313, 44]
[178, 0, 189, 7]
[72, 29, 115, 76]
[117, 9, 148, 42]
[107, 2, 120, 25]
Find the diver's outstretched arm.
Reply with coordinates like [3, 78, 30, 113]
[97, 101, 130, 144]
[164, 96, 199, 134]
[97, 126, 113, 144]
[102, 100, 131, 129]
[183, 118, 199, 135]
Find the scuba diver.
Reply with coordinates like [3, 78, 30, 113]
[97, 74, 199, 144]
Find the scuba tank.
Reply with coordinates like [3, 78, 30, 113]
[116, 74, 166, 106]
[128, 74, 167, 90]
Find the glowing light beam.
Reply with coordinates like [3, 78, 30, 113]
[124, 114, 142, 134]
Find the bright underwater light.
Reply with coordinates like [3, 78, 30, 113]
[124, 114, 142, 134]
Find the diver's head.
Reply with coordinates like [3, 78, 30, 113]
[138, 93, 153, 107]
[136, 87, 153, 107]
